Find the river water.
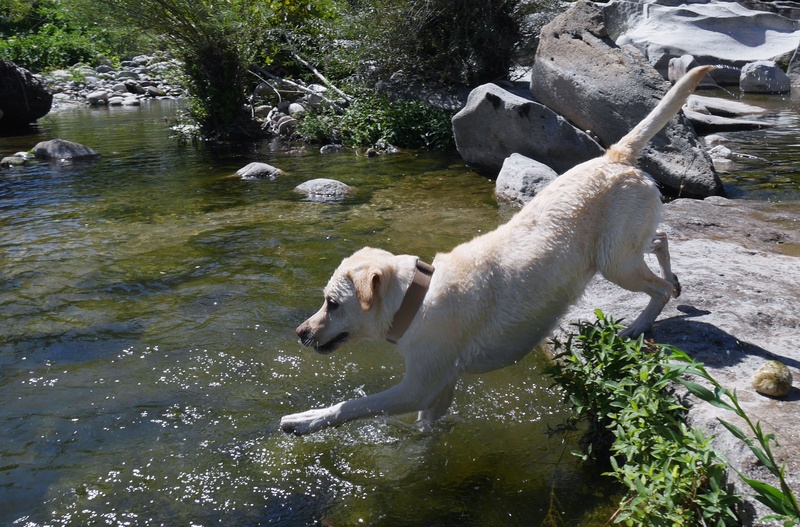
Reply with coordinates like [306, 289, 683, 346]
[1, 97, 798, 527]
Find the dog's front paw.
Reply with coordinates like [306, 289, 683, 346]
[280, 408, 331, 436]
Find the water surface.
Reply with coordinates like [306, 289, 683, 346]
[1, 102, 613, 526]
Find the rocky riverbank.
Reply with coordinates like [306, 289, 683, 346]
[40, 54, 185, 110]
[560, 197, 800, 526]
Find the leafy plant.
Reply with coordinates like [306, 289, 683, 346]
[548, 310, 740, 526]
[297, 92, 456, 150]
[668, 351, 800, 526]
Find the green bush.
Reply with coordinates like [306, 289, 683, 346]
[297, 93, 456, 150]
[0, 23, 101, 71]
[336, 0, 560, 88]
[548, 311, 740, 526]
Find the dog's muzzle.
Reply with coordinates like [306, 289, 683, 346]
[296, 325, 349, 355]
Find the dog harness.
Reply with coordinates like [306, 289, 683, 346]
[386, 259, 435, 344]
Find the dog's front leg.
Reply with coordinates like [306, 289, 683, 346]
[280, 378, 435, 436]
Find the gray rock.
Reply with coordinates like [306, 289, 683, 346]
[531, 0, 723, 198]
[609, 0, 800, 80]
[33, 138, 100, 160]
[668, 55, 719, 88]
[688, 95, 769, 118]
[288, 102, 306, 117]
[559, 197, 800, 525]
[87, 90, 110, 105]
[683, 109, 768, 135]
[740, 60, 791, 93]
[452, 83, 603, 174]
[145, 86, 166, 97]
[295, 178, 353, 201]
[236, 162, 284, 180]
[0, 61, 53, 127]
[320, 144, 345, 154]
[495, 153, 557, 204]
[1, 156, 26, 167]
[116, 71, 140, 80]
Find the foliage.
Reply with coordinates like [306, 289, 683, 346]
[336, 0, 560, 87]
[83, 0, 339, 139]
[548, 311, 740, 526]
[669, 351, 800, 526]
[0, 0, 142, 71]
[297, 92, 456, 150]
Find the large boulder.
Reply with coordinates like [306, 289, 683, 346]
[606, 0, 800, 80]
[531, 0, 724, 198]
[0, 61, 53, 128]
[452, 83, 603, 174]
[33, 139, 100, 160]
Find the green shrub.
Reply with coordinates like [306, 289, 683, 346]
[297, 92, 456, 150]
[0, 23, 101, 71]
[548, 311, 740, 526]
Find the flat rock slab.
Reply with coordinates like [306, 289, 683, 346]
[558, 197, 800, 524]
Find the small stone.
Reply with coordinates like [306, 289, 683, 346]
[752, 360, 793, 397]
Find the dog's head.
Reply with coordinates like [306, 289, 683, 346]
[296, 247, 402, 354]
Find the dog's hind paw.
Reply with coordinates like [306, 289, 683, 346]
[671, 272, 682, 298]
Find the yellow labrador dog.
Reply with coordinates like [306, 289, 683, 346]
[281, 66, 713, 436]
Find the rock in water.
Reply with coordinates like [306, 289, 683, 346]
[33, 139, 100, 160]
[237, 162, 284, 180]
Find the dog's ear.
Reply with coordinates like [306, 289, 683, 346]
[350, 267, 385, 312]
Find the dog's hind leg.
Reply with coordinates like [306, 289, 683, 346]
[651, 231, 681, 298]
[416, 380, 457, 429]
[603, 255, 675, 338]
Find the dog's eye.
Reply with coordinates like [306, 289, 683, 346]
[326, 298, 339, 311]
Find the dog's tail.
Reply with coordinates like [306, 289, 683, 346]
[606, 65, 714, 165]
